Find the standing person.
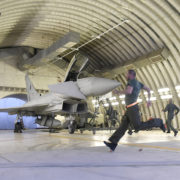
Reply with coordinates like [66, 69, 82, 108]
[163, 99, 179, 136]
[104, 70, 165, 151]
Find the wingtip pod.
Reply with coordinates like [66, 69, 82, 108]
[77, 77, 121, 97]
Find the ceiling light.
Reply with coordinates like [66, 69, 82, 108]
[104, 103, 109, 107]
[158, 88, 169, 93]
[122, 101, 125, 104]
[92, 100, 97, 104]
[109, 97, 116, 101]
[144, 91, 154, 95]
[112, 102, 119, 106]
[137, 99, 142, 103]
[119, 95, 125, 99]
[161, 95, 172, 99]
[147, 97, 157, 101]
[175, 86, 180, 90]
[94, 104, 99, 108]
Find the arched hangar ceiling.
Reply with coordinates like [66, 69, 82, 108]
[0, 0, 179, 74]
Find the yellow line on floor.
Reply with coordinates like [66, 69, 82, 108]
[121, 143, 180, 151]
[50, 134, 180, 152]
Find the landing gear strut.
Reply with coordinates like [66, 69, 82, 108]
[14, 115, 24, 133]
[67, 115, 77, 134]
[49, 114, 56, 133]
[68, 120, 77, 134]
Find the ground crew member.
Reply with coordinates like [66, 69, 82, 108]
[104, 69, 166, 151]
[163, 99, 179, 136]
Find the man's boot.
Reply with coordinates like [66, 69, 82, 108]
[174, 131, 178, 137]
[128, 130, 133, 135]
[104, 141, 117, 152]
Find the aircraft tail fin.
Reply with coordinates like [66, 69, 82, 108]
[25, 74, 40, 101]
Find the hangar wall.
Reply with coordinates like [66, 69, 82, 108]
[0, 58, 60, 98]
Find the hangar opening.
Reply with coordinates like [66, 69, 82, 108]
[0, 94, 37, 129]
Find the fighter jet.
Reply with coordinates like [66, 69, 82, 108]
[0, 53, 121, 133]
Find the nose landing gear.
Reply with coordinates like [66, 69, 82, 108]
[67, 115, 77, 134]
[14, 114, 24, 133]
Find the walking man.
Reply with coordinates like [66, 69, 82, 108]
[104, 69, 165, 151]
[163, 99, 179, 136]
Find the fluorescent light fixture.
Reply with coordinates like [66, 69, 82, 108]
[119, 95, 125, 99]
[94, 104, 99, 108]
[158, 88, 169, 93]
[144, 91, 154, 95]
[92, 100, 97, 104]
[99, 92, 112, 101]
[122, 101, 125, 104]
[100, 97, 106, 101]
[104, 103, 109, 107]
[175, 86, 180, 90]
[137, 98, 142, 103]
[178, 94, 180, 97]
[147, 97, 157, 101]
[112, 102, 119, 106]
[109, 97, 116, 101]
[161, 94, 172, 99]
[150, 97, 157, 101]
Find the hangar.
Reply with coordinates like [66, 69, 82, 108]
[0, 0, 179, 179]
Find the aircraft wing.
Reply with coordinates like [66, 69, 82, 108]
[0, 103, 49, 115]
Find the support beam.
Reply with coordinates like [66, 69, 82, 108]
[0, 47, 21, 58]
[18, 31, 80, 70]
[96, 48, 170, 78]
[0, 47, 35, 61]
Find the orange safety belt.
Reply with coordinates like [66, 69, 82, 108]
[126, 102, 138, 108]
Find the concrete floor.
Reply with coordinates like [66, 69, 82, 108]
[0, 129, 180, 180]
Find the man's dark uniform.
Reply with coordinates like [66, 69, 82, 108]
[163, 102, 179, 134]
[106, 79, 165, 150]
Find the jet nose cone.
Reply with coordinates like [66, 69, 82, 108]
[77, 77, 121, 97]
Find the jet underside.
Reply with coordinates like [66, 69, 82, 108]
[7, 95, 88, 116]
